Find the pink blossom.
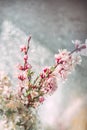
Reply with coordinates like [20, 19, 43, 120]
[43, 67, 50, 73]
[72, 40, 87, 56]
[72, 40, 86, 50]
[72, 40, 81, 49]
[40, 73, 45, 79]
[20, 45, 27, 53]
[18, 73, 26, 81]
[40, 67, 50, 79]
[39, 96, 45, 103]
[18, 63, 32, 71]
[24, 63, 32, 70]
[18, 65, 25, 71]
[44, 76, 57, 94]
[54, 58, 73, 79]
[55, 49, 70, 64]
[58, 67, 69, 79]
[73, 55, 82, 65]
[77, 44, 87, 56]
[24, 54, 28, 61]
[55, 55, 62, 64]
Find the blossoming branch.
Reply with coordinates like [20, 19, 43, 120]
[0, 37, 86, 130]
[16, 37, 87, 108]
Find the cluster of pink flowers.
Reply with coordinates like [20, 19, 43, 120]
[15, 37, 87, 108]
[54, 49, 81, 79]
[0, 37, 86, 130]
[0, 37, 86, 109]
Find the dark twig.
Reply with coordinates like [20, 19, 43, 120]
[25, 36, 31, 55]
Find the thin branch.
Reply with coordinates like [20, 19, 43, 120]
[25, 36, 31, 55]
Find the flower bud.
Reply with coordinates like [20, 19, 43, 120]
[20, 45, 27, 53]
[18, 74, 26, 81]
[24, 55, 28, 61]
[39, 96, 44, 103]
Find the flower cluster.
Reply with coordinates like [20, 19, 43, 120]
[0, 37, 86, 130]
[54, 49, 81, 79]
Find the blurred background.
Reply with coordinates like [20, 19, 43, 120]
[0, 0, 87, 129]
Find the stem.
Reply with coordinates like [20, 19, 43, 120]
[25, 36, 31, 55]
[69, 48, 77, 55]
[33, 76, 39, 85]
[69, 44, 86, 55]
[24, 36, 31, 67]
